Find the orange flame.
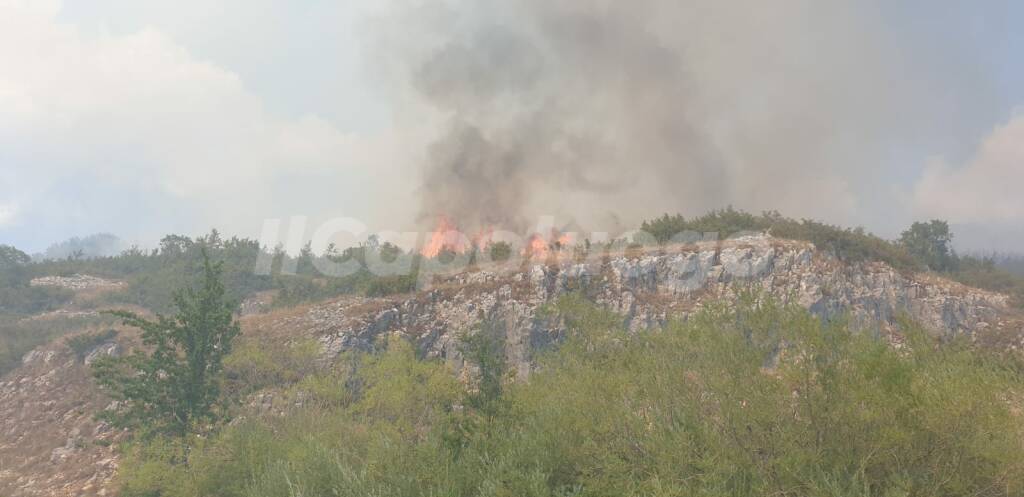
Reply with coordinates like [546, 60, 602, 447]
[523, 229, 574, 259]
[422, 217, 575, 261]
[421, 217, 465, 258]
[421, 217, 494, 258]
[524, 234, 549, 259]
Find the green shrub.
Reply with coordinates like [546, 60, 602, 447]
[641, 208, 924, 271]
[222, 339, 321, 397]
[116, 296, 1024, 497]
[952, 255, 1024, 308]
[272, 270, 417, 308]
[117, 437, 191, 497]
[0, 285, 74, 315]
[489, 241, 513, 262]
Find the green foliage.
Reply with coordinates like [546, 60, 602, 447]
[489, 241, 513, 262]
[0, 244, 31, 269]
[0, 285, 74, 315]
[900, 220, 957, 271]
[116, 297, 1024, 496]
[952, 255, 1024, 308]
[221, 339, 321, 398]
[772, 218, 923, 270]
[0, 243, 76, 315]
[272, 270, 417, 308]
[66, 329, 118, 361]
[116, 437, 191, 497]
[30, 230, 274, 314]
[267, 240, 419, 307]
[92, 251, 241, 437]
[458, 321, 509, 420]
[641, 208, 925, 271]
[112, 335, 462, 497]
[640, 207, 776, 242]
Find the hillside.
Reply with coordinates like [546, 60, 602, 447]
[2, 234, 1023, 495]
[276, 235, 1022, 374]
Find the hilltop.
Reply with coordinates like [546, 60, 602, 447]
[3, 211, 1024, 495]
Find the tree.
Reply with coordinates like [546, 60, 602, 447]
[0, 244, 31, 287]
[0, 244, 31, 268]
[900, 220, 957, 271]
[296, 241, 316, 275]
[488, 241, 512, 262]
[459, 321, 509, 421]
[92, 250, 240, 437]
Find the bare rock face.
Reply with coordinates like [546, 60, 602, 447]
[294, 235, 1018, 376]
[1, 339, 124, 497]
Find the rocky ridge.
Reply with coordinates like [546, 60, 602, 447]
[286, 235, 1020, 375]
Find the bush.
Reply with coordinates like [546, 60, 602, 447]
[272, 270, 417, 308]
[953, 255, 1024, 308]
[489, 241, 513, 262]
[222, 339, 321, 397]
[116, 296, 1024, 497]
[0, 285, 74, 315]
[641, 208, 925, 271]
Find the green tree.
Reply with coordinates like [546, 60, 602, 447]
[92, 250, 240, 437]
[459, 322, 508, 419]
[900, 219, 957, 271]
[488, 241, 512, 262]
[0, 244, 31, 287]
[0, 244, 31, 267]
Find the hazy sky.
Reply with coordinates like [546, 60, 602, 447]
[1, 0, 1022, 253]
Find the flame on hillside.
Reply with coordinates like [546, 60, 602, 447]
[420, 216, 469, 258]
[420, 217, 574, 260]
[523, 230, 573, 260]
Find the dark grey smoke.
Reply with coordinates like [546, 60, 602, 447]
[379, 0, 984, 234]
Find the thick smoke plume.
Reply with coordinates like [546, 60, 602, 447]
[378, 0, 968, 235]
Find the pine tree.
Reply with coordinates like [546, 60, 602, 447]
[92, 250, 240, 437]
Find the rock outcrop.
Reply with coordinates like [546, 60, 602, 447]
[0, 335, 124, 497]
[283, 235, 1020, 376]
[29, 275, 124, 292]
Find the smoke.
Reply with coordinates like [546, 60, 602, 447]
[39, 233, 124, 261]
[372, 0, 988, 235]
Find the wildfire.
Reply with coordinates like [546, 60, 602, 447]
[522, 229, 574, 259]
[420, 216, 467, 258]
[420, 217, 575, 260]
